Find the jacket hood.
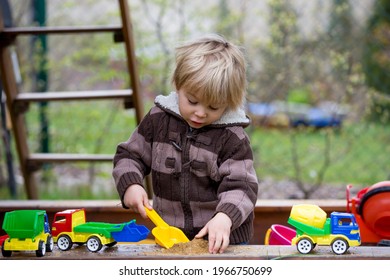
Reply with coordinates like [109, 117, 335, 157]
[155, 92, 250, 127]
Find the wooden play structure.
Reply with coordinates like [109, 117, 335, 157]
[0, 0, 148, 199]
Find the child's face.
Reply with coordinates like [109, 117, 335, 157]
[178, 89, 228, 129]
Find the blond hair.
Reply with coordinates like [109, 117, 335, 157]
[172, 34, 247, 110]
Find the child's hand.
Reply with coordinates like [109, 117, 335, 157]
[195, 212, 232, 254]
[123, 184, 151, 219]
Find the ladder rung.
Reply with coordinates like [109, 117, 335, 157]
[2, 26, 122, 36]
[16, 90, 133, 102]
[29, 153, 113, 163]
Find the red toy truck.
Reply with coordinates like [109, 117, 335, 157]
[52, 209, 149, 252]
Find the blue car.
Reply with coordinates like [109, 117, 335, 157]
[290, 107, 343, 128]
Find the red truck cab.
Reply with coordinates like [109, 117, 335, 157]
[51, 209, 86, 239]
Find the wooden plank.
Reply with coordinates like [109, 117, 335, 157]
[0, 199, 348, 246]
[28, 153, 113, 163]
[1, 26, 121, 35]
[0, 199, 387, 259]
[16, 89, 133, 102]
[0, 243, 388, 260]
[118, 0, 144, 119]
[255, 199, 347, 212]
[25, 154, 114, 173]
[0, 26, 38, 198]
[118, 0, 152, 197]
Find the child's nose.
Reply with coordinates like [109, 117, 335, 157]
[195, 108, 207, 118]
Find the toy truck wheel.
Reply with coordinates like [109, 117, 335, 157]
[86, 236, 103, 252]
[331, 238, 349, 255]
[57, 235, 73, 251]
[36, 240, 46, 257]
[46, 236, 54, 252]
[297, 237, 314, 254]
[1, 240, 11, 257]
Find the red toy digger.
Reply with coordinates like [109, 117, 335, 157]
[346, 181, 390, 245]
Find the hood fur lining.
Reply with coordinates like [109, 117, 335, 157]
[155, 92, 250, 126]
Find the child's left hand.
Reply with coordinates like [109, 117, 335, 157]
[195, 212, 232, 254]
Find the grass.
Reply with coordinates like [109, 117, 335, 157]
[2, 101, 389, 199]
[249, 121, 390, 187]
[25, 100, 138, 154]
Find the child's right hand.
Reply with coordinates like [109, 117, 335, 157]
[123, 184, 152, 219]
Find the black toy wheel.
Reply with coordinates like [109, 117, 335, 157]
[1, 239, 11, 257]
[46, 235, 54, 252]
[36, 240, 46, 257]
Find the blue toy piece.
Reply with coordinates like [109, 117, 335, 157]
[111, 219, 150, 242]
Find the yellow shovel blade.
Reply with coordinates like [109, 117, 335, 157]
[152, 226, 190, 249]
[145, 207, 189, 249]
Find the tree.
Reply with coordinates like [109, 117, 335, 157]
[251, 0, 301, 102]
[362, 0, 390, 123]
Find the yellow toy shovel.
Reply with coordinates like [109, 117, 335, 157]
[144, 207, 189, 248]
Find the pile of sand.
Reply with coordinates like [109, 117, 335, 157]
[159, 238, 210, 255]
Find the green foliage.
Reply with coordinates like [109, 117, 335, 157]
[361, 0, 390, 123]
[4, 0, 390, 199]
[366, 94, 390, 124]
[249, 123, 390, 187]
[17, 103, 389, 200]
[362, 0, 390, 95]
[287, 88, 312, 104]
[25, 101, 138, 154]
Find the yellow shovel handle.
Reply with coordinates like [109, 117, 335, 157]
[264, 228, 272, 245]
[144, 207, 169, 228]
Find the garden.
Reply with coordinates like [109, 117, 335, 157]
[1, 0, 389, 200]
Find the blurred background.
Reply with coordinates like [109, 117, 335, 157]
[0, 0, 389, 200]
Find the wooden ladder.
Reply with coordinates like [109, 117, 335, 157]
[0, 0, 146, 199]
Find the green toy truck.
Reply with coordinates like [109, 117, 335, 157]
[52, 209, 150, 252]
[1, 210, 54, 257]
[288, 204, 361, 255]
